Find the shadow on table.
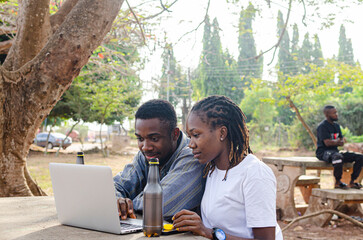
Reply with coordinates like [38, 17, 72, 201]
[13, 225, 199, 240]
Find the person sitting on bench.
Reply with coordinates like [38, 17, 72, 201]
[316, 105, 363, 189]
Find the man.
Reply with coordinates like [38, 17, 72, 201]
[114, 99, 205, 221]
[316, 105, 363, 189]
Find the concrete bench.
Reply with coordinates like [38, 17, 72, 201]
[262, 156, 363, 220]
[302, 188, 363, 227]
[296, 175, 320, 204]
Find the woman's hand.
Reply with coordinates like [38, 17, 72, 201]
[172, 209, 212, 239]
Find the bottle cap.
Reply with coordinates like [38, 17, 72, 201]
[163, 224, 173, 231]
[149, 158, 159, 165]
[77, 152, 84, 156]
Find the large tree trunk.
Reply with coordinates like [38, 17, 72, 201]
[0, 0, 123, 197]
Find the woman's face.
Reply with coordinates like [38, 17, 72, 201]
[186, 112, 229, 166]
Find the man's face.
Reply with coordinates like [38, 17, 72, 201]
[135, 118, 178, 166]
[326, 108, 339, 122]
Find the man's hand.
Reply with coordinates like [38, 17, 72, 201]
[172, 209, 212, 239]
[117, 197, 136, 220]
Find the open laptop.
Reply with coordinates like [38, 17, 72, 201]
[49, 163, 143, 234]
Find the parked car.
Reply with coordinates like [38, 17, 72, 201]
[34, 132, 72, 149]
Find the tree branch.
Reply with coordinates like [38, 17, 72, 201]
[175, 0, 211, 44]
[50, 0, 79, 33]
[286, 96, 317, 147]
[125, 0, 146, 45]
[0, 40, 13, 55]
[3, 0, 52, 70]
[238, 0, 292, 65]
[143, 0, 178, 20]
[300, 0, 307, 27]
[160, 0, 172, 12]
[282, 209, 363, 232]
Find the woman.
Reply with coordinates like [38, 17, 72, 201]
[172, 96, 283, 240]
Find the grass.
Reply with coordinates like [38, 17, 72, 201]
[27, 145, 335, 205]
[27, 151, 134, 195]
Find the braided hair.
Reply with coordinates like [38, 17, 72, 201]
[190, 95, 252, 180]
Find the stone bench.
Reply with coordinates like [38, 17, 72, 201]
[296, 175, 320, 204]
[302, 188, 363, 227]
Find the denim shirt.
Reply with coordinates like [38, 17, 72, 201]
[113, 132, 205, 220]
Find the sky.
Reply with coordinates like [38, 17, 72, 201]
[132, 0, 363, 101]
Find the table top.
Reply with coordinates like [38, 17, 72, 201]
[262, 156, 353, 169]
[0, 196, 204, 240]
[312, 188, 363, 201]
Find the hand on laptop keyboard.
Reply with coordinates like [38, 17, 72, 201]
[117, 197, 137, 220]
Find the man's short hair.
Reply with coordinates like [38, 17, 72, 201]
[323, 105, 335, 114]
[135, 99, 177, 133]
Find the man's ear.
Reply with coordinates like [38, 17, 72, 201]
[172, 128, 180, 141]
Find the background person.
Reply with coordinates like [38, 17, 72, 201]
[173, 95, 282, 240]
[316, 105, 363, 189]
[113, 99, 205, 220]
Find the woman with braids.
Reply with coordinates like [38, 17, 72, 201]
[172, 96, 283, 240]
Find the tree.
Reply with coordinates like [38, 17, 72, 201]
[312, 34, 324, 67]
[338, 24, 355, 66]
[238, 2, 262, 90]
[195, 17, 243, 104]
[224, 50, 242, 104]
[159, 43, 178, 105]
[299, 33, 313, 74]
[276, 10, 291, 77]
[272, 59, 363, 147]
[0, 0, 122, 197]
[241, 87, 277, 144]
[290, 23, 300, 75]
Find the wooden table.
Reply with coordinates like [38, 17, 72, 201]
[0, 196, 204, 240]
[262, 156, 363, 221]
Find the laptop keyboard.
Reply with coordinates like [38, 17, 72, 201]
[120, 222, 142, 230]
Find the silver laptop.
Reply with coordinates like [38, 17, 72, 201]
[49, 163, 143, 234]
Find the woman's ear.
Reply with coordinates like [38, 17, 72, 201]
[219, 126, 228, 141]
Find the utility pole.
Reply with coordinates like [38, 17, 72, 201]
[166, 49, 170, 102]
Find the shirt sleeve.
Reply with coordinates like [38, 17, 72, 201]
[131, 148, 205, 220]
[113, 151, 147, 201]
[317, 123, 331, 142]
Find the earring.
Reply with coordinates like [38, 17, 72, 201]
[220, 137, 223, 141]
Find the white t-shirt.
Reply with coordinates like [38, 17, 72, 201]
[201, 154, 283, 240]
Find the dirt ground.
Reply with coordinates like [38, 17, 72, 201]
[27, 146, 363, 239]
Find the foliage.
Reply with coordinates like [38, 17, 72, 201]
[238, 2, 262, 90]
[241, 87, 277, 144]
[252, 59, 363, 147]
[290, 23, 300, 76]
[312, 34, 324, 67]
[276, 10, 291, 77]
[338, 24, 355, 66]
[194, 16, 243, 104]
[52, 8, 144, 129]
[341, 127, 363, 143]
[336, 87, 363, 135]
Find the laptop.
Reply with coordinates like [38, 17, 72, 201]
[49, 163, 143, 234]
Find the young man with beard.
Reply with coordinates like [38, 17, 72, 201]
[316, 105, 363, 189]
[114, 99, 205, 221]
